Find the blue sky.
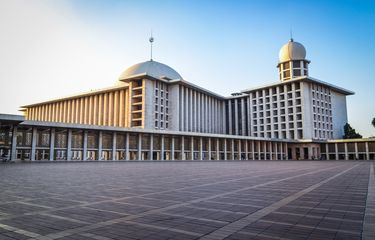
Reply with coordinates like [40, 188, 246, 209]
[0, 0, 374, 136]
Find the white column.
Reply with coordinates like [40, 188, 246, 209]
[285, 143, 288, 160]
[112, 132, 117, 160]
[228, 100, 232, 135]
[344, 143, 348, 160]
[222, 102, 226, 134]
[180, 86, 185, 131]
[137, 133, 142, 160]
[245, 140, 249, 160]
[208, 138, 211, 160]
[171, 137, 175, 160]
[197, 93, 200, 132]
[49, 128, 55, 161]
[258, 141, 261, 160]
[82, 130, 87, 161]
[231, 139, 235, 160]
[269, 142, 273, 160]
[30, 128, 37, 161]
[224, 139, 227, 160]
[216, 139, 220, 160]
[251, 141, 255, 160]
[149, 135, 153, 160]
[10, 126, 18, 160]
[355, 142, 359, 160]
[234, 99, 238, 135]
[193, 91, 197, 132]
[181, 136, 185, 160]
[207, 96, 210, 133]
[67, 129, 72, 161]
[310, 145, 314, 160]
[161, 135, 165, 160]
[263, 141, 267, 160]
[189, 89, 193, 131]
[335, 143, 339, 160]
[98, 131, 103, 160]
[325, 143, 329, 160]
[125, 133, 129, 160]
[199, 137, 203, 160]
[238, 139, 241, 160]
[366, 142, 370, 160]
[190, 136, 194, 160]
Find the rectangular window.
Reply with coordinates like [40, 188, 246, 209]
[293, 61, 301, 68]
[293, 69, 301, 77]
[283, 71, 290, 78]
[283, 62, 290, 69]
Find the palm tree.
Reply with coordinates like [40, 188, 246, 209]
[372, 117, 375, 128]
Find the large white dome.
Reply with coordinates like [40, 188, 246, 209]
[118, 60, 182, 81]
[278, 39, 306, 63]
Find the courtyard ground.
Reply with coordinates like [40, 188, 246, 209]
[0, 161, 374, 240]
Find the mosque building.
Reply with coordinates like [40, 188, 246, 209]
[0, 39, 374, 161]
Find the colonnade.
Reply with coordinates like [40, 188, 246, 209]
[10, 126, 290, 161]
[321, 141, 375, 160]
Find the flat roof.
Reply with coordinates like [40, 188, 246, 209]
[0, 114, 25, 122]
[21, 85, 129, 108]
[240, 76, 354, 96]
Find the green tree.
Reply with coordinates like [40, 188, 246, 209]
[343, 123, 362, 139]
[372, 117, 375, 128]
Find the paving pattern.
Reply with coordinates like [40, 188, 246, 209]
[0, 161, 373, 240]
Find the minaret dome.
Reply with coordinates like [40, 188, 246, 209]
[277, 39, 310, 82]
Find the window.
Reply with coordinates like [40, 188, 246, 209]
[283, 62, 290, 69]
[293, 61, 301, 68]
[293, 69, 301, 77]
[283, 71, 290, 78]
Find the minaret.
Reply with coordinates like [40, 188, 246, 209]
[149, 31, 154, 61]
[277, 38, 310, 82]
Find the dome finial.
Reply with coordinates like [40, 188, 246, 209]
[290, 29, 294, 42]
[149, 30, 154, 61]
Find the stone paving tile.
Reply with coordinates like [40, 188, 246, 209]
[86, 201, 156, 215]
[164, 206, 247, 223]
[117, 197, 179, 208]
[50, 207, 126, 223]
[0, 214, 87, 235]
[56, 234, 99, 240]
[25, 197, 83, 208]
[0, 229, 30, 240]
[0, 161, 373, 240]
[131, 213, 226, 235]
[0, 202, 50, 215]
[86, 222, 199, 240]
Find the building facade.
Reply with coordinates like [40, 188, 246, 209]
[1, 39, 374, 161]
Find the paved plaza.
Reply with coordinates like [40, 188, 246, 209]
[0, 161, 374, 240]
